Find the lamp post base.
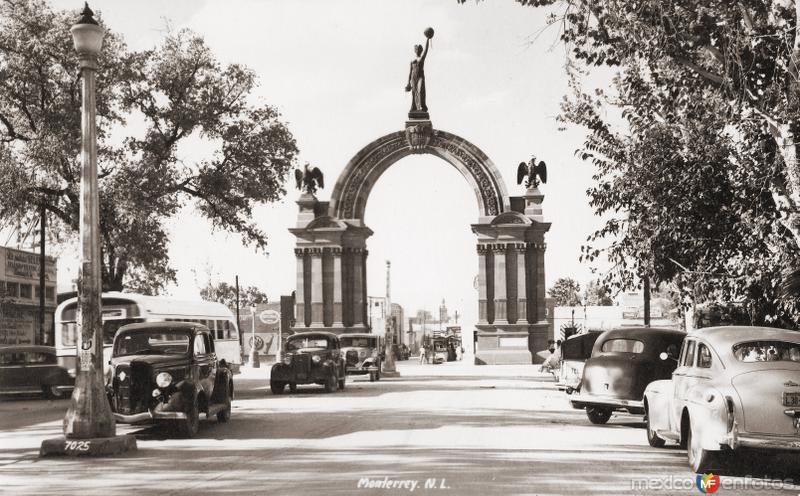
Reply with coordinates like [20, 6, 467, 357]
[380, 370, 401, 378]
[40, 434, 137, 457]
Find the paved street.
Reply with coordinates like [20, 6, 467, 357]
[1, 360, 799, 496]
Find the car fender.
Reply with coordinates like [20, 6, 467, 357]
[686, 385, 728, 451]
[644, 379, 674, 435]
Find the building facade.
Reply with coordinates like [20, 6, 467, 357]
[0, 246, 57, 345]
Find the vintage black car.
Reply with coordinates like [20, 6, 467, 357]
[107, 322, 234, 438]
[340, 333, 381, 382]
[569, 327, 685, 424]
[270, 331, 346, 394]
[0, 345, 74, 399]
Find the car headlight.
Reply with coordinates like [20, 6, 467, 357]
[155, 372, 173, 388]
[359, 350, 366, 357]
[283, 355, 292, 365]
[312, 355, 321, 363]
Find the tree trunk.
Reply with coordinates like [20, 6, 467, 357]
[774, 125, 800, 245]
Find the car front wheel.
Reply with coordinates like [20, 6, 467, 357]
[645, 406, 665, 448]
[324, 372, 337, 393]
[270, 381, 286, 395]
[217, 383, 232, 423]
[43, 385, 65, 400]
[586, 406, 612, 424]
[177, 397, 200, 438]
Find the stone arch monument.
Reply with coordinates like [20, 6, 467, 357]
[290, 118, 552, 364]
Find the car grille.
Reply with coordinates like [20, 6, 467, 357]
[112, 362, 150, 415]
[346, 350, 359, 366]
[113, 364, 133, 414]
[292, 354, 311, 373]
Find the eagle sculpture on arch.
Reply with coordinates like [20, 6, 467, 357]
[295, 164, 325, 195]
[517, 157, 547, 189]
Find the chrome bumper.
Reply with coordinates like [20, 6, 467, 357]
[726, 425, 800, 451]
[570, 393, 644, 411]
[114, 409, 187, 424]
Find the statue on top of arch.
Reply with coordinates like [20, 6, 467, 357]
[295, 164, 325, 196]
[405, 27, 434, 119]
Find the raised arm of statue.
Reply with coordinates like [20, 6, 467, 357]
[420, 37, 430, 64]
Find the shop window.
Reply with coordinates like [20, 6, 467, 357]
[6, 282, 19, 297]
[19, 283, 32, 299]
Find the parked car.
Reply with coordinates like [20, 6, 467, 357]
[340, 333, 381, 382]
[107, 322, 234, 438]
[270, 332, 346, 394]
[570, 327, 685, 424]
[644, 326, 800, 472]
[0, 345, 74, 399]
[556, 331, 603, 393]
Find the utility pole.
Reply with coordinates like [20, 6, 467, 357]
[381, 260, 398, 376]
[235, 275, 242, 355]
[38, 203, 46, 345]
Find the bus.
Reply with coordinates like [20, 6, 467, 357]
[54, 292, 241, 374]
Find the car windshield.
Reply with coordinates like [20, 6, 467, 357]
[286, 337, 331, 351]
[340, 337, 373, 348]
[113, 329, 191, 357]
[601, 338, 645, 353]
[733, 340, 800, 362]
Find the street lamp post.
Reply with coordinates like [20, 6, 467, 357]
[381, 261, 398, 376]
[41, 3, 135, 456]
[249, 304, 260, 368]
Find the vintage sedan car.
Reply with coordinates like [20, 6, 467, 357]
[556, 331, 603, 393]
[340, 333, 381, 382]
[107, 322, 234, 438]
[570, 327, 685, 424]
[270, 332, 346, 394]
[0, 345, 74, 399]
[644, 326, 800, 472]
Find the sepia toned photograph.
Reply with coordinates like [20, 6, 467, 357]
[1, 0, 800, 494]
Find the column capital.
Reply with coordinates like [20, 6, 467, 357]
[491, 244, 507, 253]
[477, 245, 490, 255]
[513, 243, 527, 253]
[294, 248, 305, 257]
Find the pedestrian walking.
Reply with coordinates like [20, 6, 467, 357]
[419, 345, 426, 364]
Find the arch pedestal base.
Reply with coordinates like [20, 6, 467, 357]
[474, 322, 550, 365]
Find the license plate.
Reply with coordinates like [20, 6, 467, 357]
[783, 392, 800, 407]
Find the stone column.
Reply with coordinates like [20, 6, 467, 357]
[351, 248, 365, 327]
[477, 245, 489, 324]
[535, 243, 546, 323]
[310, 248, 324, 327]
[516, 244, 528, 324]
[492, 244, 508, 324]
[332, 248, 344, 327]
[294, 249, 307, 327]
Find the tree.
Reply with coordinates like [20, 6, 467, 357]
[547, 277, 582, 306]
[584, 279, 613, 306]
[490, 0, 800, 248]
[199, 281, 267, 309]
[460, 0, 800, 325]
[0, 1, 299, 294]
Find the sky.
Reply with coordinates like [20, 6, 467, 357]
[46, 0, 611, 333]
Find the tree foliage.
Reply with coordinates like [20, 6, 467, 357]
[548, 277, 582, 306]
[466, 0, 800, 325]
[199, 281, 268, 309]
[0, 0, 299, 294]
[584, 279, 613, 306]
